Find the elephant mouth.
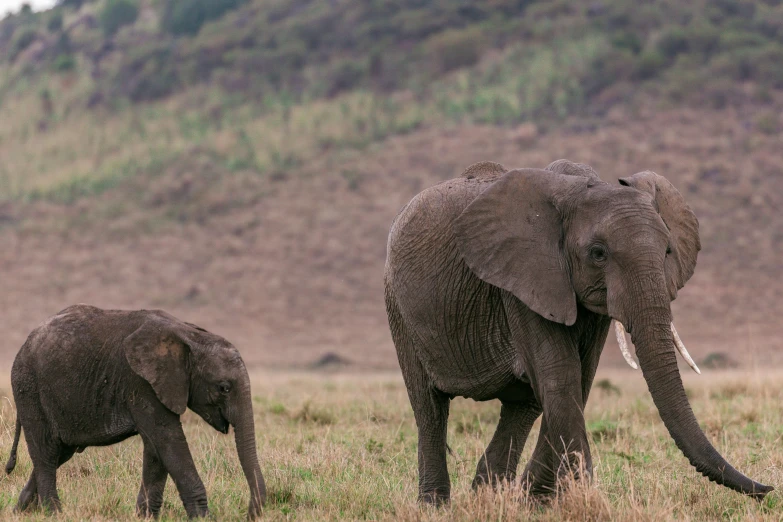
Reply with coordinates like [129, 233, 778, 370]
[613, 319, 700, 374]
[580, 286, 608, 314]
[216, 412, 230, 434]
[202, 410, 231, 434]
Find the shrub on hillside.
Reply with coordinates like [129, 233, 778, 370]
[686, 23, 721, 58]
[9, 27, 37, 61]
[709, 44, 783, 87]
[657, 27, 690, 60]
[610, 31, 642, 54]
[326, 60, 365, 97]
[58, 0, 88, 8]
[47, 10, 64, 32]
[161, 0, 249, 37]
[53, 53, 76, 72]
[426, 27, 484, 74]
[100, 0, 139, 36]
[633, 49, 667, 80]
[113, 41, 180, 101]
[719, 30, 769, 51]
[583, 48, 635, 97]
[706, 0, 757, 23]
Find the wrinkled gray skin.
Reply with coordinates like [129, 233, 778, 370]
[384, 159, 773, 505]
[5, 304, 266, 519]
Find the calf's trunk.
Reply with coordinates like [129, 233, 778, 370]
[231, 378, 267, 519]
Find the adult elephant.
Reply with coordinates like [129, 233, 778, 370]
[384, 159, 772, 504]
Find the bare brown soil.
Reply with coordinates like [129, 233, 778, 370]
[0, 105, 781, 370]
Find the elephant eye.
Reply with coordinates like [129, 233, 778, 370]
[589, 244, 607, 263]
[218, 382, 231, 394]
[666, 246, 672, 255]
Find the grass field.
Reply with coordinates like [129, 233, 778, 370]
[0, 368, 781, 521]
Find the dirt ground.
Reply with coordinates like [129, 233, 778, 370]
[0, 105, 781, 371]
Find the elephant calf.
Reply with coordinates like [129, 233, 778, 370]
[5, 304, 266, 519]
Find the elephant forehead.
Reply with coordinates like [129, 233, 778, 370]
[200, 344, 243, 370]
[574, 186, 656, 220]
[585, 183, 652, 206]
[570, 187, 668, 239]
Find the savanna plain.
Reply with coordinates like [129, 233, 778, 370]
[1, 369, 781, 521]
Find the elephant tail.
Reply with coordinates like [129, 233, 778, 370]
[5, 418, 21, 474]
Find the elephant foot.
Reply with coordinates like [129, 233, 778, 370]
[136, 505, 161, 519]
[418, 489, 450, 507]
[471, 472, 516, 491]
[39, 497, 63, 515]
[247, 498, 263, 519]
[183, 502, 210, 519]
[14, 493, 38, 513]
[520, 476, 556, 500]
[185, 508, 209, 520]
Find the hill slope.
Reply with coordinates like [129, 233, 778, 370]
[0, 0, 781, 369]
[1, 104, 781, 369]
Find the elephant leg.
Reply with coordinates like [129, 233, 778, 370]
[574, 314, 612, 476]
[15, 472, 38, 512]
[137, 442, 169, 519]
[22, 424, 65, 513]
[399, 344, 451, 504]
[537, 379, 590, 488]
[505, 298, 590, 494]
[133, 409, 208, 519]
[388, 293, 451, 505]
[413, 384, 451, 505]
[472, 394, 541, 490]
[520, 420, 557, 496]
[31, 456, 61, 512]
[402, 351, 451, 505]
[520, 315, 610, 496]
[32, 444, 76, 512]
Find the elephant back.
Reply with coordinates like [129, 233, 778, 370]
[460, 161, 507, 180]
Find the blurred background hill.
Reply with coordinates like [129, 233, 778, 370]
[0, 0, 781, 370]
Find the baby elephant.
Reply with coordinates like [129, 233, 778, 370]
[5, 304, 266, 519]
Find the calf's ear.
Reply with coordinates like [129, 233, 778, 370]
[124, 321, 191, 415]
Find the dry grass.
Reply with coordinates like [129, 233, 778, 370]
[0, 369, 781, 521]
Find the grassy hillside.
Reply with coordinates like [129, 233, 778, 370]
[2, 0, 783, 201]
[0, 0, 780, 368]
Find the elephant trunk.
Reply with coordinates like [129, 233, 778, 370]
[622, 279, 772, 499]
[230, 373, 267, 519]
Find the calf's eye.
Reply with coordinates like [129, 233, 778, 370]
[219, 382, 231, 394]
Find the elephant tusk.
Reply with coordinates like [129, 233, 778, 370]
[671, 322, 701, 375]
[613, 320, 638, 370]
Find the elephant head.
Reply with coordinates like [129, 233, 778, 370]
[454, 162, 772, 498]
[124, 315, 266, 518]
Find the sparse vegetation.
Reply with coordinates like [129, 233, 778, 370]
[6, 0, 783, 111]
[0, 370, 780, 520]
[161, 0, 250, 36]
[2, 0, 783, 204]
[99, 0, 140, 37]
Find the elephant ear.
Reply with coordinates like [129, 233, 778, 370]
[619, 171, 701, 297]
[124, 320, 192, 415]
[454, 168, 585, 325]
[545, 158, 601, 181]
